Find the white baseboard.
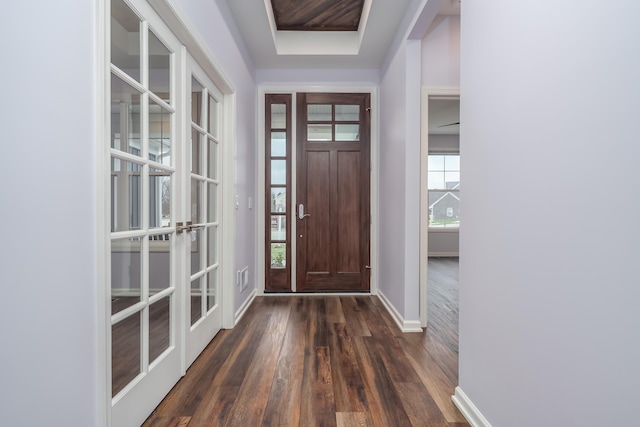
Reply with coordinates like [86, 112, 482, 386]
[234, 289, 257, 325]
[377, 290, 423, 333]
[428, 252, 459, 257]
[452, 386, 492, 427]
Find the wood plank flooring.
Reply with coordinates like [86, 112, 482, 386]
[143, 258, 466, 426]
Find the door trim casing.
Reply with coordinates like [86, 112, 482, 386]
[257, 85, 378, 296]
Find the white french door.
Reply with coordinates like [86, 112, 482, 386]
[105, 0, 223, 425]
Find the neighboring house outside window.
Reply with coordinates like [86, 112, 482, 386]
[428, 154, 460, 228]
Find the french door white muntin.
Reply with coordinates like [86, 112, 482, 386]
[184, 57, 223, 367]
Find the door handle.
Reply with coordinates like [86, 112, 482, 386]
[176, 221, 205, 234]
[298, 203, 311, 220]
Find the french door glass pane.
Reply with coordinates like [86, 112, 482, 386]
[191, 179, 202, 223]
[271, 103, 286, 128]
[149, 168, 170, 228]
[207, 138, 217, 179]
[271, 243, 286, 268]
[148, 30, 171, 102]
[190, 278, 202, 325]
[335, 124, 359, 141]
[208, 95, 218, 137]
[271, 131, 286, 157]
[149, 297, 170, 364]
[111, 0, 141, 81]
[271, 188, 286, 212]
[271, 160, 286, 185]
[335, 105, 359, 121]
[308, 104, 331, 121]
[207, 271, 217, 310]
[111, 158, 142, 232]
[111, 75, 142, 155]
[112, 312, 141, 397]
[207, 183, 217, 223]
[149, 100, 171, 164]
[207, 226, 217, 266]
[190, 229, 203, 275]
[191, 77, 204, 126]
[308, 124, 332, 141]
[191, 129, 202, 175]
[149, 235, 171, 296]
[271, 216, 286, 240]
[111, 237, 141, 314]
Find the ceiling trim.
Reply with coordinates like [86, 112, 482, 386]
[263, 0, 372, 55]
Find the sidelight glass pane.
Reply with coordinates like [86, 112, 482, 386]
[149, 297, 170, 364]
[110, 75, 142, 155]
[207, 183, 217, 223]
[271, 160, 286, 185]
[111, 158, 142, 232]
[111, 237, 142, 314]
[149, 168, 171, 229]
[111, 0, 141, 81]
[335, 105, 359, 121]
[190, 228, 203, 275]
[191, 129, 202, 175]
[149, 100, 171, 164]
[271, 216, 286, 241]
[191, 278, 202, 325]
[271, 103, 286, 128]
[335, 124, 360, 141]
[308, 124, 332, 141]
[271, 131, 286, 157]
[207, 270, 217, 310]
[112, 312, 141, 397]
[308, 104, 331, 121]
[191, 77, 204, 126]
[207, 226, 217, 266]
[149, 233, 171, 296]
[191, 179, 202, 224]
[271, 188, 286, 212]
[208, 95, 218, 137]
[271, 243, 286, 269]
[207, 138, 218, 179]
[148, 29, 171, 102]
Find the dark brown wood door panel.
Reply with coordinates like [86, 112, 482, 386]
[297, 93, 370, 292]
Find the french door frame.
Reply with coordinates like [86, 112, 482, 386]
[257, 85, 379, 295]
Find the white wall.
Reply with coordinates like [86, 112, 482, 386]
[174, 0, 258, 313]
[459, 1, 640, 426]
[421, 15, 460, 87]
[0, 2, 99, 425]
[256, 68, 380, 85]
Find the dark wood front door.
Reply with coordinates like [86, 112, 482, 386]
[296, 93, 371, 292]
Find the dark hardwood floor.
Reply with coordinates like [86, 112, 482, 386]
[143, 258, 466, 426]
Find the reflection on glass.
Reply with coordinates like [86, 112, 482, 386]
[428, 191, 460, 228]
[271, 103, 286, 128]
[191, 228, 203, 276]
[335, 105, 359, 121]
[149, 100, 171, 164]
[149, 234, 171, 296]
[271, 160, 286, 185]
[335, 124, 360, 141]
[207, 183, 217, 223]
[149, 168, 171, 228]
[271, 216, 286, 241]
[111, 158, 142, 232]
[111, 74, 142, 155]
[191, 76, 204, 125]
[308, 104, 331, 121]
[207, 270, 217, 310]
[207, 226, 217, 266]
[271, 131, 286, 157]
[149, 297, 170, 364]
[148, 29, 171, 102]
[191, 179, 202, 223]
[308, 124, 332, 141]
[271, 243, 286, 269]
[111, 237, 141, 314]
[271, 188, 286, 212]
[207, 138, 217, 179]
[191, 129, 201, 175]
[112, 312, 141, 396]
[191, 278, 202, 325]
[208, 95, 218, 136]
[111, 0, 141, 81]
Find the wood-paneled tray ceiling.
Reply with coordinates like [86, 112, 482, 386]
[270, 0, 365, 31]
